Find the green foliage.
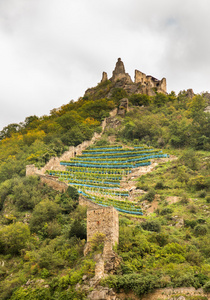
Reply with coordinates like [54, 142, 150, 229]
[129, 94, 150, 106]
[190, 175, 210, 191]
[141, 220, 161, 232]
[179, 149, 199, 171]
[69, 219, 87, 240]
[10, 286, 51, 300]
[152, 93, 168, 107]
[89, 232, 106, 252]
[141, 189, 156, 202]
[194, 225, 208, 236]
[0, 123, 21, 140]
[103, 273, 159, 296]
[160, 208, 173, 215]
[111, 88, 128, 104]
[30, 199, 61, 233]
[78, 98, 115, 121]
[203, 280, 210, 293]
[184, 219, 197, 229]
[66, 186, 79, 201]
[155, 181, 165, 189]
[0, 222, 30, 254]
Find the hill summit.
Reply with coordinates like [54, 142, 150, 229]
[85, 58, 166, 99]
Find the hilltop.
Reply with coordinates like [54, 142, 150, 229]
[0, 59, 209, 300]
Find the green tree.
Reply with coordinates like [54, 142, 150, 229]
[129, 94, 150, 106]
[152, 93, 168, 107]
[30, 199, 61, 232]
[0, 222, 30, 254]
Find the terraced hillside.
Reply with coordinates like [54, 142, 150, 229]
[46, 145, 168, 215]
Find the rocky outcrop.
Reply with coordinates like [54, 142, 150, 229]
[87, 287, 117, 300]
[110, 58, 132, 84]
[117, 98, 129, 116]
[101, 72, 108, 83]
[186, 88, 194, 98]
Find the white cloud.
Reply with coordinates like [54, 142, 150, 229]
[0, 0, 210, 130]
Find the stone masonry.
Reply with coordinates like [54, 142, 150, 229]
[86, 206, 119, 248]
[84, 206, 119, 258]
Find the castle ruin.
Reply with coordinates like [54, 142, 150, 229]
[100, 58, 167, 96]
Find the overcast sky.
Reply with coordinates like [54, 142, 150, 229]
[0, 0, 210, 131]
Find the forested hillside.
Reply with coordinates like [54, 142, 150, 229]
[0, 81, 209, 299]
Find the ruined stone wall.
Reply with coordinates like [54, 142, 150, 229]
[79, 195, 102, 210]
[39, 175, 68, 192]
[135, 69, 147, 84]
[87, 206, 119, 247]
[26, 164, 38, 176]
[135, 70, 167, 94]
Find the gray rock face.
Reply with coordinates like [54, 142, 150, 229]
[113, 58, 125, 76]
[110, 58, 132, 83]
[117, 98, 129, 116]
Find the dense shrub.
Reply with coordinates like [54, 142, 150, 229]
[203, 281, 210, 293]
[141, 220, 161, 232]
[66, 186, 79, 201]
[30, 199, 61, 233]
[180, 193, 190, 204]
[142, 189, 156, 202]
[160, 208, 173, 215]
[194, 225, 208, 236]
[129, 94, 150, 106]
[111, 88, 128, 104]
[184, 219, 197, 229]
[155, 181, 165, 189]
[197, 190, 207, 198]
[10, 286, 51, 300]
[103, 273, 159, 296]
[69, 219, 86, 240]
[89, 232, 106, 252]
[0, 222, 30, 254]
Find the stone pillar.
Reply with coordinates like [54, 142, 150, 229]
[111, 58, 132, 83]
[160, 77, 167, 93]
[101, 72, 108, 83]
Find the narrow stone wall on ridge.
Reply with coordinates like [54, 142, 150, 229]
[26, 118, 107, 177]
[39, 175, 68, 193]
[79, 195, 102, 210]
